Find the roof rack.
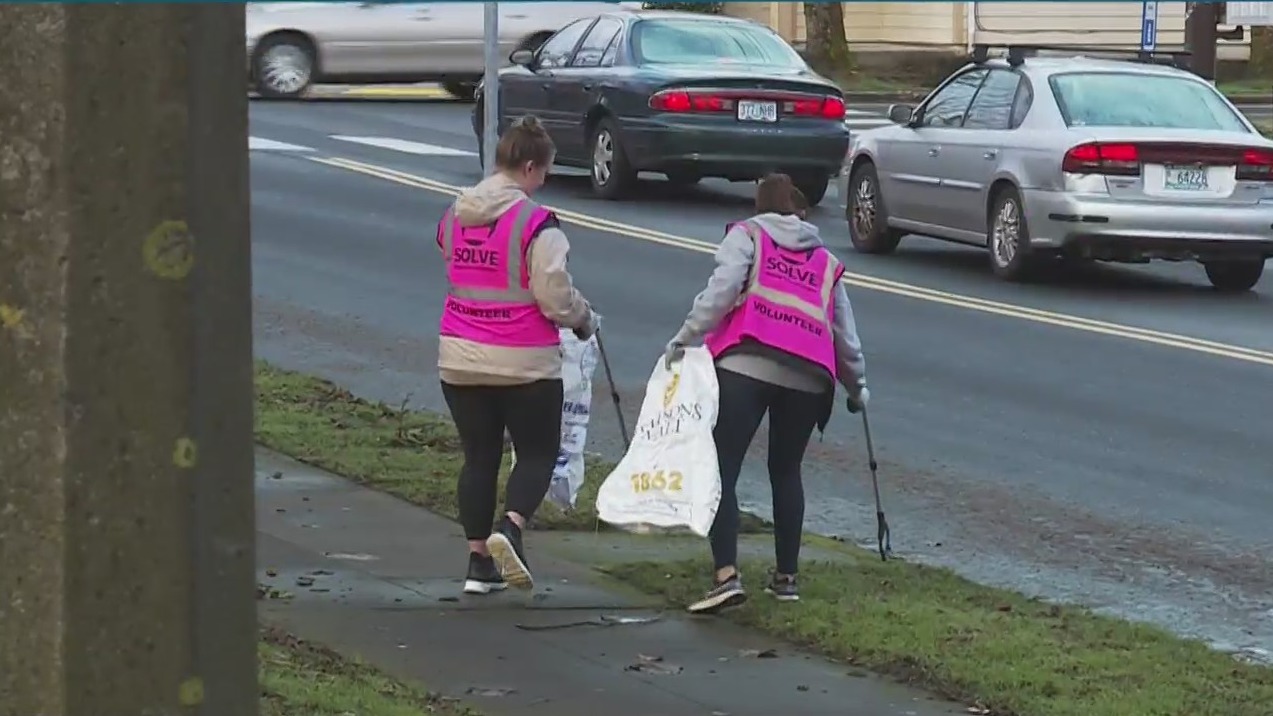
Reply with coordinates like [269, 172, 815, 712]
[970, 43, 1192, 71]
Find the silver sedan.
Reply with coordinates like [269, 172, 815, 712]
[246, 1, 632, 100]
[840, 50, 1273, 291]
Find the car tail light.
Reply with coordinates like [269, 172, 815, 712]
[649, 89, 732, 113]
[1061, 142, 1140, 176]
[786, 95, 845, 119]
[649, 88, 845, 120]
[1237, 147, 1273, 181]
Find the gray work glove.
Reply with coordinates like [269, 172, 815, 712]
[845, 385, 870, 414]
[573, 310, 601, 340]
[663, 340, 686, 371]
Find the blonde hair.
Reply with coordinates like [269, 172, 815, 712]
[495, 115, 555, 171]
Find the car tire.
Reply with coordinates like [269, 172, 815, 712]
[793, 173, 829, 207]
[987, 186, 1037, 281]
[443, 80, 478, 101]
[1203, 259, 1264, 292]
[665, 170, 701, 186]
[252, 33, 316, 100]
[847, 162, 904, 255]
[589, 118, 636, 200]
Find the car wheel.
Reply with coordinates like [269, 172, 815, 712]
[253, 33, 315, 100]
[665, 170, 701, 186]
[1203, 259, 1264, 292]
[987, 187, 1037, 281]
[589, 118, 636, 200]
[443, 80, 478, 101]
[792, 173, 829, 207]
[847, 162, 903, 255]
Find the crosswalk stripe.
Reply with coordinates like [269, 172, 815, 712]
[249, 136, 314, 152]
[329, 136, 477, 157]
[844, 118, 892, 128]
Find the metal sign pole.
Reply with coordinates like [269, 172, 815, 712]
[1141, 0, 1158, 52]
[482, 2, 500, 176]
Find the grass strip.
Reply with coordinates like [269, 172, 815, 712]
[259, 626, 479, 716]
[604, 557, 1273, 716]
[255, 362, 1273, 716]
[254, 361, 766, 532]
[1257, 121, 1272, 137]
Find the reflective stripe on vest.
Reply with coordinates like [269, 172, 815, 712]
[733, 220, 841, 324]
[438, 200, 544, 302]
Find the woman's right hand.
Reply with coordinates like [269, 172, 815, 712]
[662, 340, 686, 370]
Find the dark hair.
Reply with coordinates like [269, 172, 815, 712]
[755, 173, 801, 215]
[495, 115, 555, 171]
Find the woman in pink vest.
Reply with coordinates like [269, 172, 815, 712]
[436, 116, 599, 596]
[663, 174, 868, 613]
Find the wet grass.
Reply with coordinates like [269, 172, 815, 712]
[257, 362, 1273, 716]
[254, 361, 767, 533]
[1219, 78, 1269, 98]
[606, 557, 1273, 716]
[259, 627, 480, 716]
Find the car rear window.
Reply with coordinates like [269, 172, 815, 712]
[1048, 72, 1249, 132]
[633, 19, 805, 68]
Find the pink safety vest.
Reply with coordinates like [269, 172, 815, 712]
[703, 220, 845, 378]
[436, 199, 561, 348]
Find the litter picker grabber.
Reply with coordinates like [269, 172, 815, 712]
[860, 407, 892, 561]
[594, 329, 631, 451]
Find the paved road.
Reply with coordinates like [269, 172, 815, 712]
[249, 98, 1273, 660]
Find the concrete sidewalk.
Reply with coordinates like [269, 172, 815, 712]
[255, 448, 963, 716]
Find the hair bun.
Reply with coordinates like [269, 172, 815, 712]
[512, 114, 543, 131]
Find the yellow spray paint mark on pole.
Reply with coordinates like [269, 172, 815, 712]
[178, 676, 204, 706]
[172, 437, 198, 469]
[0, 304, 24, 330]
[143, 220, 195, 280]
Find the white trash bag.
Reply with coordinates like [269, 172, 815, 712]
[595, 347, 721, 537]
[511, 329, 599, 511]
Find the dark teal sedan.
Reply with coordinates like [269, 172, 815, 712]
[473, 9, 850, 205]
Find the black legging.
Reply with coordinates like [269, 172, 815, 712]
[441, 379, 563, 540]
[709, 369, 827, 576]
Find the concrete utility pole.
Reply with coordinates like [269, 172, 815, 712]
[483, 2, 501, 176]
[0, 5, 257, 715]
[1184, 1, 1220, 81]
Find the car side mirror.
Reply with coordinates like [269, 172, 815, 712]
[887, 103, 915, 125]
[509, 49, 535, 67]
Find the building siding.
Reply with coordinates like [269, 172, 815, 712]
[726, 2, 1249, 59]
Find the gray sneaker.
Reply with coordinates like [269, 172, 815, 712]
[764, 573, 799, 602]
[687, 573, 747, 614]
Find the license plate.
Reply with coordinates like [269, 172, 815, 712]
[737, 99, 777, 123]
[1163, 165, 1210, 191]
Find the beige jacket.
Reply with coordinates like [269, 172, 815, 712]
[437, 174, 593, 386]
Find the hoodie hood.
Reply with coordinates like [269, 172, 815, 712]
[746, 212, 824, 251]
[452, 173, 528, 227]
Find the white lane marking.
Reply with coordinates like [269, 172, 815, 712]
[845, 118, 892, 128]
[330, 135, 477, 157]
[844, 108, 885, 117]
[249, 136, 315, 152]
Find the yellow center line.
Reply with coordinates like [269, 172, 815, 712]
[309, 155, 1273, 368]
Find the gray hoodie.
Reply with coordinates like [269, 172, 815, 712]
[668, 213, 867, 394]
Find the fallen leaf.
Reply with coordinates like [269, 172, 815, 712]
[625, 654, 683, 675]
